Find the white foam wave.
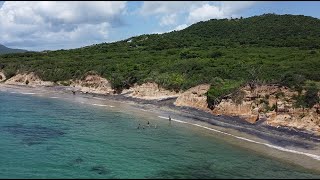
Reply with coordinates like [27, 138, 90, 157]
[91, 103, 114, 108]
[20, 92, 36, 95]
[93, 97, 105, 100]
[49, 97, 59, 99]
[158, 116, 320, 161]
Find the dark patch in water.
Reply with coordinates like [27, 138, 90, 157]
[74, 157, 84, 164]
[1, 124, 65, 146]
[46, 146, 56, 151]
[67, 157, 84, 167]
[90, 165, 109, 175]
[146, 162, 216, 179]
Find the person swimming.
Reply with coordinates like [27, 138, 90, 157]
[137, 123, 141, 129]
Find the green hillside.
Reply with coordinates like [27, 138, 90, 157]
[0, 44, 27, 55]
[0, 13, 319, 106]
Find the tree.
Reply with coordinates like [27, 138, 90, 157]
[304, 85, 319, 108]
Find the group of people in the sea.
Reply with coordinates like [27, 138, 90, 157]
[137, 120, 157, 129]
[137, 116, 172, 129]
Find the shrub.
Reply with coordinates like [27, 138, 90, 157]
[231, 90, 246, 105]
[280, 73, 305, 90]
[304, 85, 319, 108]
[293, 84, 319, 108]
[207, 79, 243, 109]
[208, 51, 223, 58]
[180, 50, 200, 59]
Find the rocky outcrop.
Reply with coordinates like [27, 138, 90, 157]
[210, 85, 298, 124]
[266, 105, 320, 135]
[174, 84, 211, 112]
[0, 71, 6, 82]
[70, 75, 114, 95]
[4, 73, 54, 87]
[209, 84, 320, 135]
[212, 99, 259, 123]
[124, 82, 180, 100]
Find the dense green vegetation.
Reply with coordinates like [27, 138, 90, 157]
[0, 44, 27, 55]
[0, 14, 319, 107]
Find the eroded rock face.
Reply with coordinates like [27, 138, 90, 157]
[174, 84, 211, 112]
[70, 75, 113, 95]
[266, 105, 320, 135]
[209, 84, 320, 135]
[0, 72, 6, 82]
[212, 99, 260, 123]
[4, 73, 54, 86]
[124, 82, 180, 100]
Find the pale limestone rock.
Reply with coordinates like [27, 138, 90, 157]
[4, 73, 54, 87]
[174, 84, 210, 111]
[70, 75, 113, 95]
[124, 82, 180, 100]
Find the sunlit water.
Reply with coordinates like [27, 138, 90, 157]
[0, 91, 320, 178]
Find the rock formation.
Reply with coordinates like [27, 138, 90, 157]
[124, 82, 180, 100]
[209, 84, 320, 135]
[70, 75, 113, 95]
[4, 73, 54, 86]
[174, 84, 211, 112]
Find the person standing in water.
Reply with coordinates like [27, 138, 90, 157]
[147, 121, 150, 127]
[169, 115, 171, 121]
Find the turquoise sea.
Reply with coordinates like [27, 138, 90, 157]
[0, 91, 320, 179]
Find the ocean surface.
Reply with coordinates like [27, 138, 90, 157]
[0, 91, 320, 179]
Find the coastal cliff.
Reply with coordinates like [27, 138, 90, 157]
[212, 85, 320, 135]
[68, 74, 114, 95]
[173, 84, 320, 135]
[4, 73, 54, 87]
[174, 84, 211, 112]
[122, 82, 181, 100]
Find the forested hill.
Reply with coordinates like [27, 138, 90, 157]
[0, 44, 27, 55]
[163, 13, 320, 49]
[0, 13, 319, 100]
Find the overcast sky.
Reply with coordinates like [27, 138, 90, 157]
[1, 1, 320, 51]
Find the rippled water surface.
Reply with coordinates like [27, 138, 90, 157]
[0, 91, 319, 178]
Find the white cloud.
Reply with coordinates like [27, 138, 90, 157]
[152, 23, 189, 35]
[173, 24, 188, 31]
[140, 1, 257, 27]
[140, 1, 204, 27]
[140, 1, 200, 15]
[160, 14, 178, 26]
[0, 1, 126, 50]
[188, 1, 257, 23]
[188, 4, 225, 23]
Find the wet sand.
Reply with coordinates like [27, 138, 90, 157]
[0, 84, 320, 172]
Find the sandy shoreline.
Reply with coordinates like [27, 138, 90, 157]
[0, 83, 320, 172]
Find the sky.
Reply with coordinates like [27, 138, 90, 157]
[0, 1, 320, 51]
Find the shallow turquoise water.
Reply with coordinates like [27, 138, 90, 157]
[0, 91, 320, 179]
